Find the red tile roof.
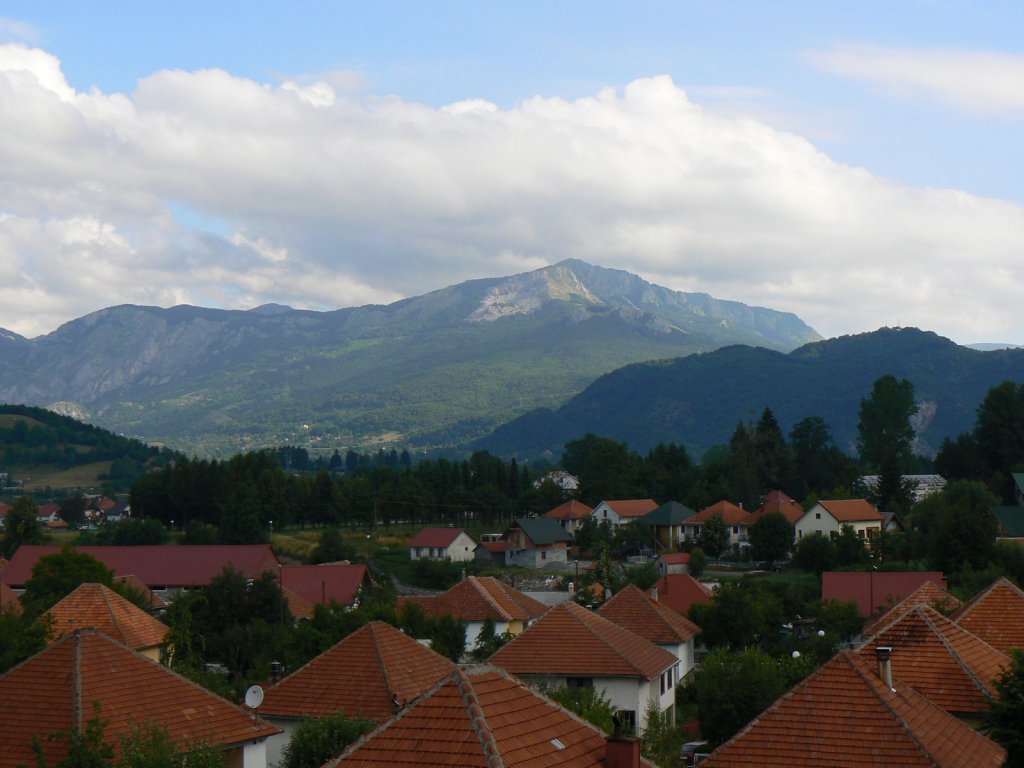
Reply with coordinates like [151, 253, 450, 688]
[858, 604, 1009, 716]
[954, 577, 1024, 652]
[326, 664, 655, 768]
[822, 571, 946, 617]
[817, 498, 884, 523]
[648, 574, 713, 616]
[748, 490, 804, 526]
[489, 601, 677, 680]
[2, 545, 280, 588]
[400, 576, 548, 623]
[689, 500, 750, 525]
[409, 528, 470, 549]
[112, 574, 167, 610]
[658, 552, 690, 564]
[261, 621, 455, 721]
[544, 500, 595, 521]
[0, 629, 278, 768]
[599, 584, 700, 645]
[861, 580, 962, 636]
[44, 583, 169, 652]
[0, 580, 21, 615]
[702, 650, 1006, 768]
[280, 585, 317, 620]
[600, 499, 659, 519]
[280, 563, 371, 608]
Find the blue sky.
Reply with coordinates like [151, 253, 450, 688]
[1, 1, 1023, 343]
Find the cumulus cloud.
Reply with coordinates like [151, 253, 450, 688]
[0, 43, 1023, 343]
[806, 44, 1024, 116]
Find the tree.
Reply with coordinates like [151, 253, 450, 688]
[2, 495, 47, 556]
[310, 529, 355, 564]
[280, 710, 375, 768]
[754, 408, 789, 491]
[688, 546, 707, 578]
[0, 610, 49, 673]
[974, 381, 1024, 503]
[562, 434, 641, 504]
[833, 524, 869, 568]
[58, 494, 88, 529]
[469, 617, 509, 661]
[749, 512, 793, 563]
[21, 547, 114, 617]
[118, 722, 224, 768]
[984, 649, 1024, 768]
[688, 580, 784, 650]
[789, 416, 851, 501]
[857, 375, 919, 513]
[915, 479, 999, 576]
[430, 615, 466, 662]
[791, 532, 837, 575]
[543, 685, 616, 733]
[699, 514, 730, 558]
[95, 517, 169, 546]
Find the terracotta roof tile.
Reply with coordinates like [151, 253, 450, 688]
[817, 498, 884, 523]
[748, 490, 804, 526]
[489, 601, 677, 680]
[400, 576, 548, 623]
[326, 664, 655, 768]
[857, 604, 1010, 716]
[702, 650, 1006, 768]
[544, 500, 594, 521]
[409, 528, 471, 548]
[689, 500, 751, 525]
[2, 545, 280, 588]
[598, 584, 700, 645]
[658, 553, 690, 565]
[601, 499, 659, 519]
[954, 577, 1024, 652]
[648, 574, 713, 616]
[112, 574, 167, 610]
[261, 621, 455, 721]
[280, 585, 317, 620]
[0, 629, 278, 768]
[862, 580, 962, 636]
[44, 583, 169, 652]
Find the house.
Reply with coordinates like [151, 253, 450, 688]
[473, 537, 506, 566]
[655, 552, 690, 577]
[647, 574, 713, 617]
[858, 474, 947, 502]
[683, 501, 751, 549]
[503, 517, 574, 568]
[408, 527, 477, 562]
[953, 577, 1024, 652]
[989, 506, 1024, 544]
[324, 664, 656, 768]
[861, 579, 962, 637]
[857, 604, 1009, 721]
[599, 584, 701, 679]
[260, 621, 456, 767]
[399, 575, 548, 649]
[533, 470, 581, 492]
[748, 490, 803, 527]
[822, 571, 946, 618]
[279, 563, 372, 609]
[543, 499, 594, 536]
[489, 600, 679, 734]
[0, 629, 279, 768]
[36, 502, 61, 524]
[700, 650, 1006, 768]
[641, 501, 695, 551]
[794, 499, 884, 546]
[591, 499, 659, 528]
[43, 583, 170, 660]
[2, 544, 281, 594]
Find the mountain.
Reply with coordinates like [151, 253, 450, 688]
[477, 327, 1024, 459]
[0, 260, 819, 455]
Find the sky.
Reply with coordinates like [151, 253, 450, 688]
[1, 2, 1023, 344]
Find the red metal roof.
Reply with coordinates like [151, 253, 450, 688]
[280, 563, 371, 608]
[0, 629, 279, 768]
[822, 571, 946, 618]
[409, 527, 470, 549]
[2, 545, 280, 588]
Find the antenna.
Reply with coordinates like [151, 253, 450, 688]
[244, 684, 264, 711]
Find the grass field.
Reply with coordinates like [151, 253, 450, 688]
[0, 414, 43, 429]
[16, 461, 113, 490]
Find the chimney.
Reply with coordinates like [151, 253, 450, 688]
[606, 735, 641, 768]
[876, 645, 893, 688]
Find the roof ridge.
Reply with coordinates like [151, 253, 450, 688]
[957, 576, 1024, 621]
[454, 666, 506, 768]
[568, 602, 656, 678]
[72, 629, 83, 731]
[368, 622, 396, 708]
[921, 606, 1005, 699]
[97, 583, 130, 646]
[470, 577, 513, 621]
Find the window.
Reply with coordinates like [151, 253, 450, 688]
[815, 512, 821, 519]
[541, 551, 547, 560]
[616, 709, 637, 735]
[566, 677, 593, 690]
[732, 526, 738, 534]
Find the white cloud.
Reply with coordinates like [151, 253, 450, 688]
[806, 44, 1024, 116]
[0, 44, 1023, 345]
[0, 18, 39, 44]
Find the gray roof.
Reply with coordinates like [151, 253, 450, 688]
[510, 517, 574, 546]
[990, 506, 1024, 538]
[642, 500, 695, 526]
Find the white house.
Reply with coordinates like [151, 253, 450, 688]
[794, 499, 884, 546]
[489, 601, 679, 734]
[591, 499, 659, 528]
[408, 527, 477, 562]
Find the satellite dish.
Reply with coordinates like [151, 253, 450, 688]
[244, 684, 264, 709]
